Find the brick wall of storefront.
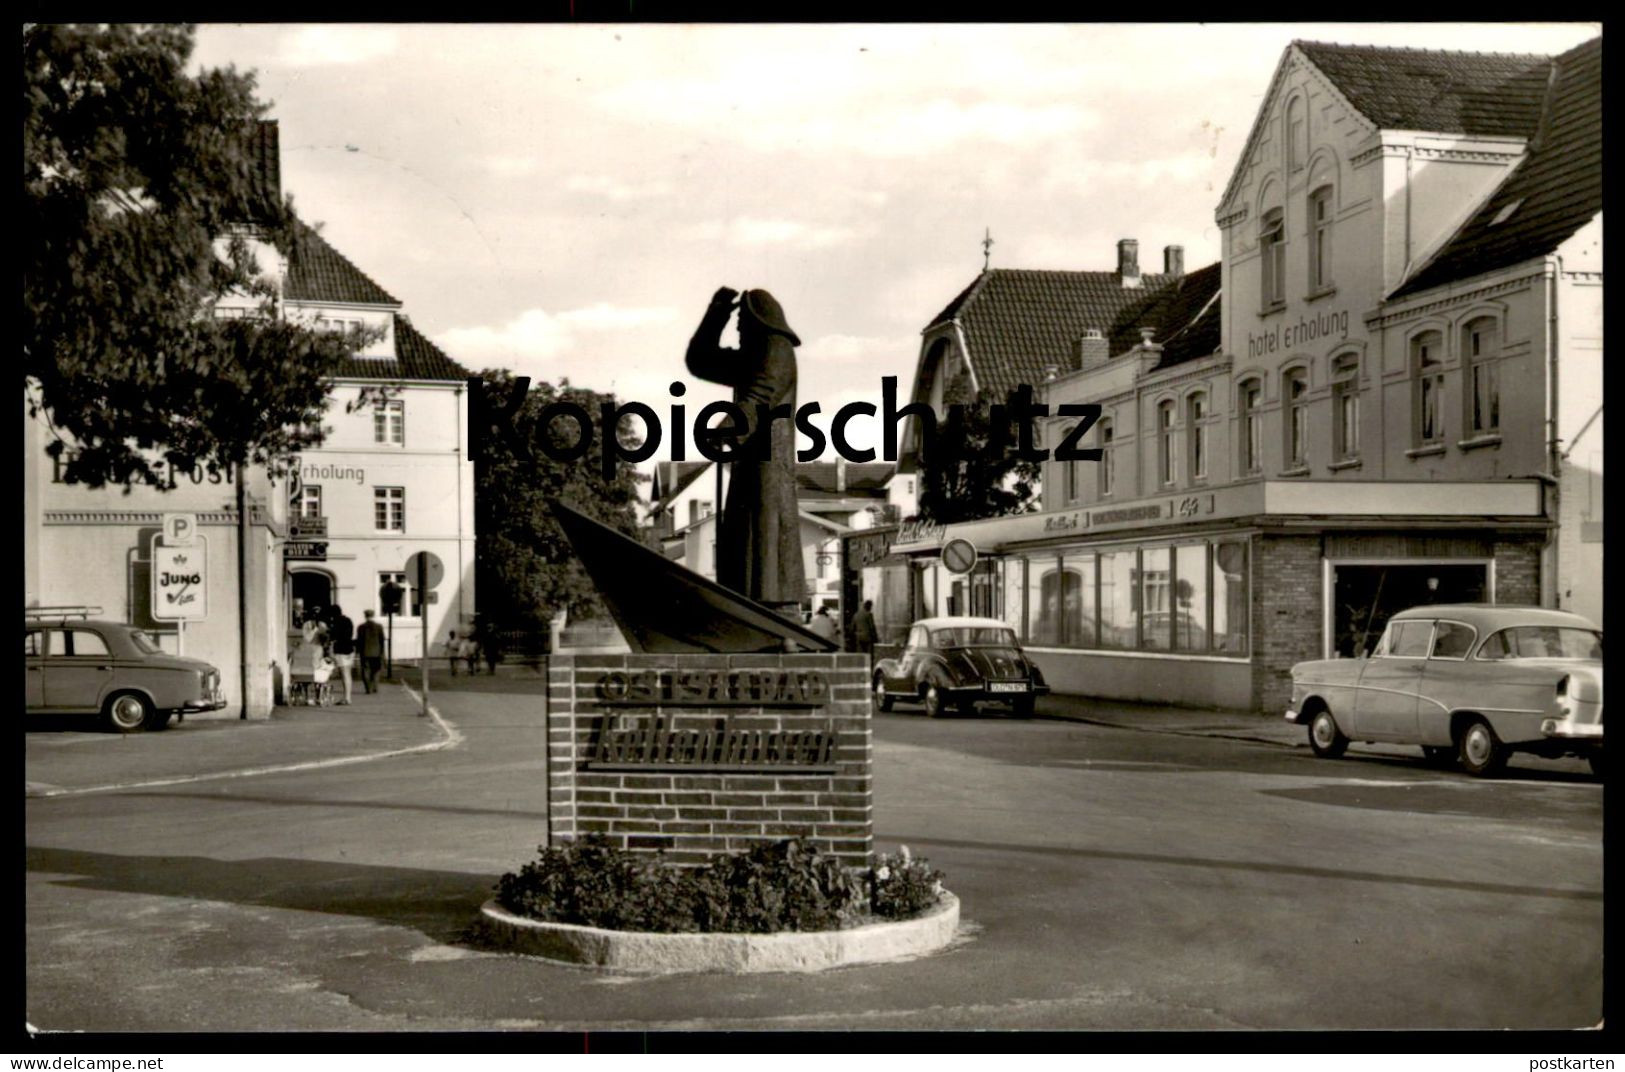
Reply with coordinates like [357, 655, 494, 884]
[1251, 533, 1324, 714]
[1493, 534, 1545, 606]
[547, 653, 874, 867]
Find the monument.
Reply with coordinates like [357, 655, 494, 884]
[545, 287, 873, 866]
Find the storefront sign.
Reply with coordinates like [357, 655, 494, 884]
[1247, 307, 1351, 359]
[284, 541, 329, 561]
[289, 517, 327, 539]
[898, 518, 946, 545]
[1091, 503, 1165, 526]
[1044, 511, 1086, 533]
[844, 526, 898, 569]
[152, 542, 207, 620]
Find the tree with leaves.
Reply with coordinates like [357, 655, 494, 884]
[914, 374, 1039, 524]
[23, 23, 363, 488]
[471, 370, 651, 630]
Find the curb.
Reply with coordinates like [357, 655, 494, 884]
[27, 684, 459, 799]
[474, 892, 961, 974]
[1038, 710, 1299, 749]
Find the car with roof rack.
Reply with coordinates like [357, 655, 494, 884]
[25, 609, 227, 732]
[1285, 604, 1602, 778]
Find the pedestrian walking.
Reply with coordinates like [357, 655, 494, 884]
[852, 599, 878, 658]
[445, 631, 462, 676]
[357, 610, 385, 694]
[459, 632, 479, 675]
[809, 605, 838, 643]
[328, 604, 356, 705]
[481, 625, 502, 675]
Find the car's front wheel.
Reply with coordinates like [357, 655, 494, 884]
[922, 682, 947, 719]
[104, 691, 152, 734]
[872, 673, 894, 712]
[1457, 717, 1508, 778]
[1308, 708, 1349, 758]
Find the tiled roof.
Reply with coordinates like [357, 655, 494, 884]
[933, 268, 1213, 401]
[331, 315, 471, 382]
[1151, 263, 1223, 369]
[796, 462, 894, 497]
[1296, 40, 1552, 137]
[285, 219, 400, 306]
[243, 119, 282, 222]
[652, 461, 713, 509]
[1393, 37, 1601, 299]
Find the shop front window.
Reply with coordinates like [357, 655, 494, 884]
[1140, 547, 1172, 650]
[1173, 544, 1209, 652]
[1003, 557, 1026, 637]
[1060, 552, 1097, 647]
[1212, 541, 1249, 654]
[1027, 558, 1062, 646]
[1098, 550, 1138, 650]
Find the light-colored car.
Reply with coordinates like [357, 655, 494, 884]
[873, 615, 1049, 718]
[25, 617, 227, 732]
[1285, 604, 1603, 778]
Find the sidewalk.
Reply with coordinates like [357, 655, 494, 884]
[24, 677, 449, 798]
[1039, 693, 1308, 748]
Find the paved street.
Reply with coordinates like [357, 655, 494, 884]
[25, 672, 1603, 1033]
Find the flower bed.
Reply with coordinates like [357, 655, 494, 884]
[477, 836, 959, 971]
[496, 835, 944, 932]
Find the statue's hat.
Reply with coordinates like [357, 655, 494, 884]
[741, 289, 801, 347]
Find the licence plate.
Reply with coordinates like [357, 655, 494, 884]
[988, 682, 1028, 693]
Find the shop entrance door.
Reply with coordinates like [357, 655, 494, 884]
[290, 570, 335, 628]
[1330, 563, 1488, 658]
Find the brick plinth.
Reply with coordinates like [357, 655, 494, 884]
[547, 654, 874, 867]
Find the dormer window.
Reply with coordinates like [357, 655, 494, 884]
[317, 315, 364, 333]
[1260, 208, 1286, 310]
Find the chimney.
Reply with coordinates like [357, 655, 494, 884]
[1136, 326, 1164, 375]
[1164, 245, 1184, 277]
[1075, 328, 1110, 371]
[1117, 238, 1140, 287]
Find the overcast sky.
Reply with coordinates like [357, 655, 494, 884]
[191, 22, 1601, 460]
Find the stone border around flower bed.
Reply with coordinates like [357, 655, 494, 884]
[474, 892, 961, 974]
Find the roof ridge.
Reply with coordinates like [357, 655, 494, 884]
[1293, 38, 1552, 62]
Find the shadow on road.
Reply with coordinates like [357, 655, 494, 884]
[26, 845, 498, 945]
[875, 834, 1602, 903]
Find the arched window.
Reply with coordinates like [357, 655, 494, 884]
[1158, 400, 1177, 486]
[1239, 379, 1263, 474]
[1412, 331, 1445, 446]
[1463, 317, 1501, 436]
[1332, 353, 1359, 460]
[1309, 185, 1334, 292]
[1287, 96, 1308, 171]
[1186, 391, 1208, 480]
[1283, 367, 1309, 468]
[1260, 207, 1286, 309]
[1098, 419, 1115, 497]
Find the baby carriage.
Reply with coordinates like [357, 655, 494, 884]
[288, 647, 337, 707]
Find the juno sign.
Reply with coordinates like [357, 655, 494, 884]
[152, 542, 207, 621]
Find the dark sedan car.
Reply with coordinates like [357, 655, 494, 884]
[25, 617, 227, 732]
[873, 616, 1049, 717]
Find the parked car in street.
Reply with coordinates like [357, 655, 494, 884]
[25, 615, 227, 732]
[1285, 604, 1603, 778]
[873, 615, 1049, 717]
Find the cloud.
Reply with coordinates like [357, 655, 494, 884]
[801, 332, 920, 366]
[679, 217, 856, 249]
[561, 174, 674, 201]
[276, 26, 399, 66]
[435, 303, 678, 368]
[485, 155, 542, 178]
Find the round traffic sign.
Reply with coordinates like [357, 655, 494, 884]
[941, 537, 978, 575]
[404, 550, 445, 590]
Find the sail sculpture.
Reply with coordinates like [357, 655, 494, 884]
[549, 500, 837, 655]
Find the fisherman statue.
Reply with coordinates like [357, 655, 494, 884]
[685, 286, 806, 621]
